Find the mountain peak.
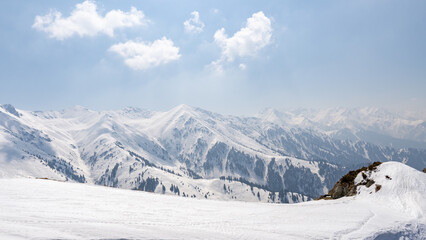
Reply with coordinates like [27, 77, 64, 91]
[167, 104, 198, 117]
[122, 106, 143, 112]
[120, 106, 154, 118]
[60, 105, 95, 118]
[173, 104, 195, 111]
[1, 104, 21, 118]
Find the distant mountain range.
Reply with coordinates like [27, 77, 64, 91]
[0, 104, 425, 203]
[258, 107, 426, 149]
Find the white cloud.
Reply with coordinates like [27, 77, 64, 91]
[109, 37, 181, 70]
[212, 11, 272, 67]
[239, 63, 247, 70]
[32, 1, 147, 40]
[184, 11, 205, 34]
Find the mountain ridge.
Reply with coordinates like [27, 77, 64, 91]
[0, 104, 425, 203]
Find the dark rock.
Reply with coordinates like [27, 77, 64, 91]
[317, 162, 382, 200]
[365, 179, 375, 188]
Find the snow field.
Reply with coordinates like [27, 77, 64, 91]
[1, 162, 424, 240]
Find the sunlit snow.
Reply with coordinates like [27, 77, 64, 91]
[0, 162, 424, 239]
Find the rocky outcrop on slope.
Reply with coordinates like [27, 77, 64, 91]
[317, 162, 382, 200]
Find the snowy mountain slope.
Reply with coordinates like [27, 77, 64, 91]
[258, 107, 426, 149]
[0, 107, 86, 182]
[0, 104, 315, 202]
[355, 162, 426, 219]
[0, 162, 424, 239]
[0, 104, 425, 202]
[258, 126, 426, 170]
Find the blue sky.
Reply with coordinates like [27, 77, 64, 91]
[0, 1, 425, 115]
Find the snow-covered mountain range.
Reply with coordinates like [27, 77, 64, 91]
[258, 107, 426, 149]
[0, 104, 425, 202]
[0, 162, 424, 239]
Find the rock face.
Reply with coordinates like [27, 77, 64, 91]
[318, 162, 382, 200]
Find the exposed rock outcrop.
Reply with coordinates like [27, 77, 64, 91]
[317, 162, 382, 200]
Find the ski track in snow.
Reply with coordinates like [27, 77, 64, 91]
[332, 209, 374, 239]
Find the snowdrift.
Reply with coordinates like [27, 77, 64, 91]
[355, 161, 426, 219]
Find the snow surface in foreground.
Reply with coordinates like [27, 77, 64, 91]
[0, 162, 425, 239]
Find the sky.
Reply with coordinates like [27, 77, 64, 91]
[0, 0, 425, 116]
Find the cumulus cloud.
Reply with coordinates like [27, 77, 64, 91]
[32, 0, 147, 40]
[239, 63, 247, 70]
[183, 11, 204, 34]
[109, 37, 181, 70]
[211, 11, 272, 70]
